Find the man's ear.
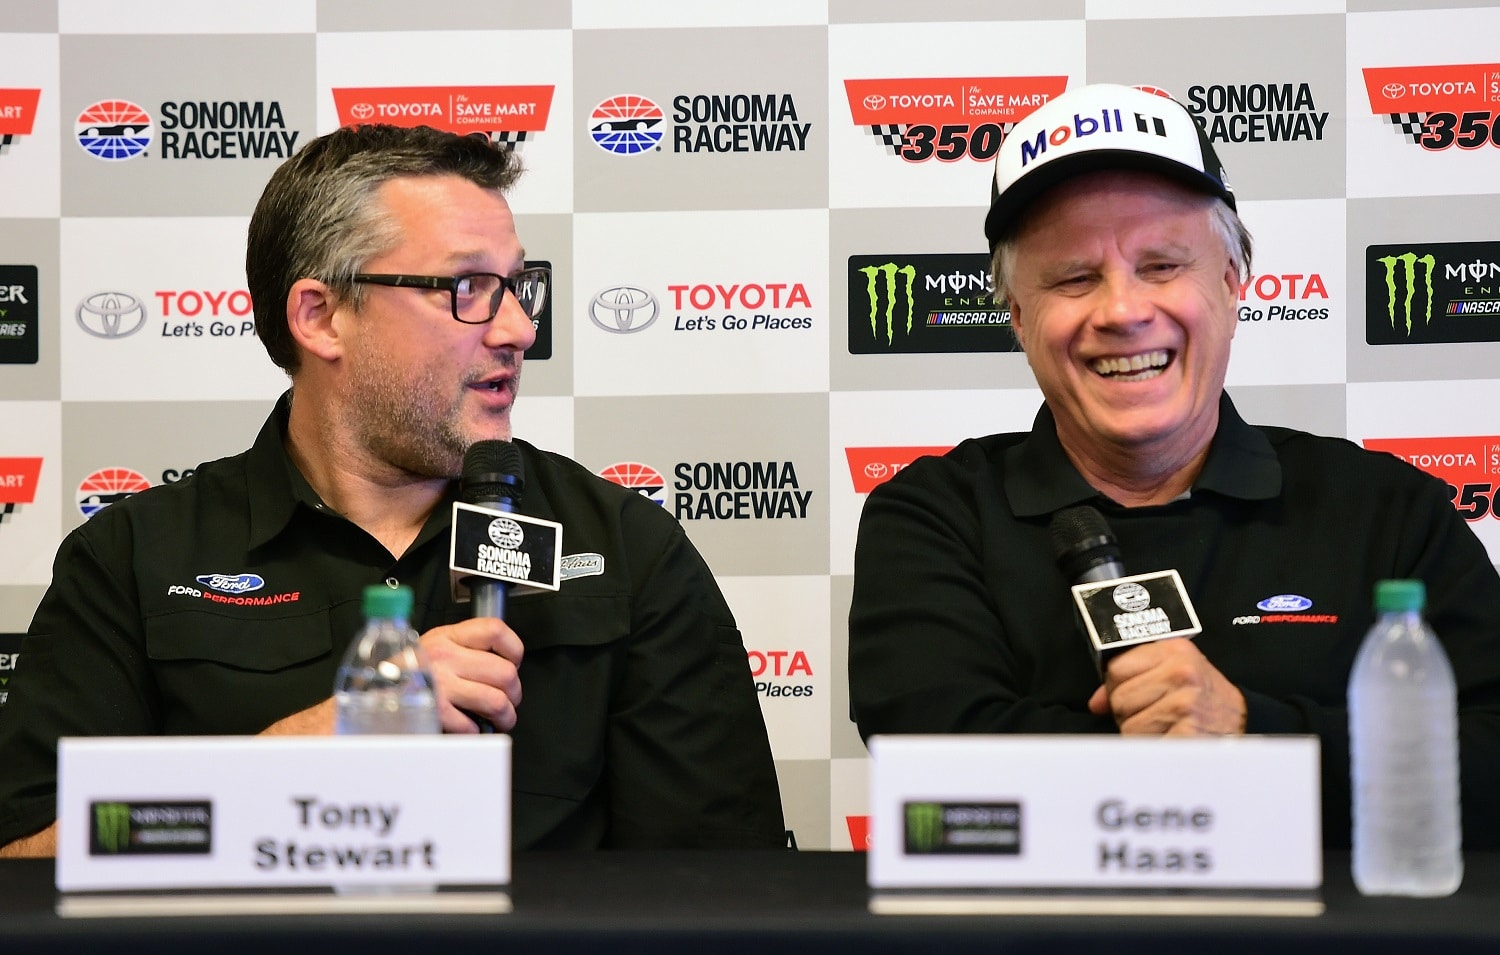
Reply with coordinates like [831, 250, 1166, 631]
[1007, 297, 1026, 353]
[286, 278, 344, 363]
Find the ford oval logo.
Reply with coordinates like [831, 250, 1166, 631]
[1256, 594, 1312, 612]
[196, 573, 265, 594]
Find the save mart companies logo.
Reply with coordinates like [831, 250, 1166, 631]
[844, 76, 1066, 162]
[1365, 241, 1500, 344]
[331, 86, 554, 150]
[848, 252, 1014, 354]
[1361, 63, 1500, 150]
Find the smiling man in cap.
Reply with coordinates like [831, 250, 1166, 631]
[848, 83, 1500, 848]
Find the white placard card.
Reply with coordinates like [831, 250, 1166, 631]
[868, 735, 1321, 898]
[56, 736, 511, 894]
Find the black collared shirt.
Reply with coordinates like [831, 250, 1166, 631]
[0, 394, 784, 849]
[849, 393, 1500, 848]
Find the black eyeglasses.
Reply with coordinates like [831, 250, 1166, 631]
[351, 267, 550, 324]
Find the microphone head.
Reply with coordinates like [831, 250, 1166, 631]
[461, 440, 524, 506]
[1049, 505, 1123, 582]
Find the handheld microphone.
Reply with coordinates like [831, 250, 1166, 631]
[1050, 505, 1126, 585]
[457, 441, 523, 734]
[460, 440, 525, 620]
[1049, 505, 1202, 673]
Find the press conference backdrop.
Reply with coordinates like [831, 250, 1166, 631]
[3, 0, 1500, 850]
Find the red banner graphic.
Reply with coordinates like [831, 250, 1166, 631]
[0, 457, 43, 505]
[331, 86, 554, 134]
[1363, 436, 1500, 521]
[844, 76, 1067, 125]
[845, 446, 952, 494]
[0, 89, 41, 136]
[1361, 64, 1500, 114]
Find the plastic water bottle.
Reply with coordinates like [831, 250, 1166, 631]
[1348, 578, 1462, 896]
[334, 585, 440, 735]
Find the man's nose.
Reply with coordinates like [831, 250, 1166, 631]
[483, 290, 538, 352]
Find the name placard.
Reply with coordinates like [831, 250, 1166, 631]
[868, 735, 1320, 890]
[56, 736, 510, 893]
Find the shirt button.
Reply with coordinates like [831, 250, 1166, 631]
[385, 577, 399, 589]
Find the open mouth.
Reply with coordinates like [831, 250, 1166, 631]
[1090, 350, 1172, 382]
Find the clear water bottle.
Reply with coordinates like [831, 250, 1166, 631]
[1348, 578, 1462, 896]
[334, 585, 440, 735]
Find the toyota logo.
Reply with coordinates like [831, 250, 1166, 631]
[863, 463, 888, 479]
[77, 291, 147, 338]
[350, 102, 375, 120]
[487, 517, 524, 549]
[863, 94, 886, 111]
[1383, 83, 1405, 100]
[589, 286, 659, 333]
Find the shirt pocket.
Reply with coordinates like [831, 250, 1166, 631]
[143, 608, 334, 734]
[506, 593, 629, 802]
[145, 608, 333, 671]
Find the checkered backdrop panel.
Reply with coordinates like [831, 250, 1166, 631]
[2, 0, 1498, 850]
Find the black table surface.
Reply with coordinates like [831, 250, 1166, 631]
[3, 850, 1499, 954]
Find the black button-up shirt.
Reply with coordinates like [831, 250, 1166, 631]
[0, 393, 784, 850]
[850, 393, 1500, 848]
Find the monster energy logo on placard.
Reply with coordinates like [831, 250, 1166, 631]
[860, 262, 916, 345]
[901, 800, 1024, 855]
[904, 801, 944, 853]
[93, 802, 131, 853]
[847, 253, 1016, 355]
[87, 799, 214, 856]
[1366, 242, 1500, 345]
[1379, 251, 1435, 334]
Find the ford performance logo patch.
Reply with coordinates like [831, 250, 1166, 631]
[1256, 594, 1313, 612]
[195, 573, 265, 594]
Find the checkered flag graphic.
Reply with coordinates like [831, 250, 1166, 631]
[485, 130, 530, 152]
[1384, 112, 1429, 145]
[0, 134, 13, 157]
[0, 503, 15, 525]
[864, 124, 907, 156]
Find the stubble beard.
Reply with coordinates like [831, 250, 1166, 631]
[345, 352, 520, 481]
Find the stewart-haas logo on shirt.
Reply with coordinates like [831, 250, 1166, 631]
[168, 573, 299, 607]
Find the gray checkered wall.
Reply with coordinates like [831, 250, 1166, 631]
[3, 0, 1500, 850]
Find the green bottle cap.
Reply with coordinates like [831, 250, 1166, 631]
[1374, 579, 1425, 614]
[363, 584, 414, 619]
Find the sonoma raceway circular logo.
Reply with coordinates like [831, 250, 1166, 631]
[76, 100, 154, 160]
[589, 95, 664, 155]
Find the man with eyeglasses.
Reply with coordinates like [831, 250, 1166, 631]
[0, 124, 784, 855]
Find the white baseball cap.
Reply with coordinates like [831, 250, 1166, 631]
[984, 83, 1235, 251]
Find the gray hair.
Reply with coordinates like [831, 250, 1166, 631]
[246, 125, 523, 373]
[990, 196, 1252, 312]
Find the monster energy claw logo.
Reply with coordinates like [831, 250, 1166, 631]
[904, 801, 944, 853]
[1379, 251, 1435, 334]
[861, 262, 916, 344]
[94, 801, 131, 853]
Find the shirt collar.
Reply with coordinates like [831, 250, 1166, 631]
[1003, 392, 1281, 518]
[246, 390, 307, 550]
[246, 392, 553, 552]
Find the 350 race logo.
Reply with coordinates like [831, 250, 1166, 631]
[1362, 63, 1500, 151]
[844, 76, 1066, 163]
[1363, 436, 1500, 522]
